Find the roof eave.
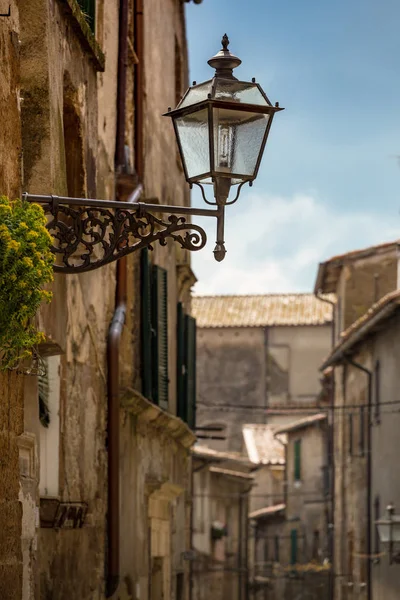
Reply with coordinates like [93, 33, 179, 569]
[320, 299, 400, 370]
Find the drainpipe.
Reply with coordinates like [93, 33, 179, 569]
[344, 355, 372, 600]
[134, 0, 144, 181]
[106, 0, 130, 594]
[315, 289, 335, 600]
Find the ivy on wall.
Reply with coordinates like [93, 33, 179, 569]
[0, 196, 54, 370]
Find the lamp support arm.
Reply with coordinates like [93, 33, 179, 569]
[23, 193, 223, 274]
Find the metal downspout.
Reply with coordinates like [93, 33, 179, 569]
[315, 289, 336, 600]
[344, 355, 373, 600]
[106, 0, 130, 594]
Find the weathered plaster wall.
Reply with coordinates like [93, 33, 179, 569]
[196, 325, 331, 452]
[120, 390, 195, 600]
[335, 251, 398, 336]
[18, 1, 118, 598]
[0, 4, 24, 599]
[333, 352, 370, 600]
[369, 314, 400, 600]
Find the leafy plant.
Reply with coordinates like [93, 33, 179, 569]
[0, 196, 54, 370]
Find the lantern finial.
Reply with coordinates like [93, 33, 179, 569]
[208, 35, 241, 79]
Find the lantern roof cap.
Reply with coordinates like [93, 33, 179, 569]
[208, 34, 242, 79]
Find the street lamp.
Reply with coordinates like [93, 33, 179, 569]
[376, 503, 400, 564]
[24, 35, 282, 273]
[165, 34, 283, 261]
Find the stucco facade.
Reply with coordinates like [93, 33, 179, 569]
[1, 1, 198, 599]
[195, 318, 332, 453]
[191, 447, 253, 600]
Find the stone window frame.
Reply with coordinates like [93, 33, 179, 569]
[58, 0, 105, 72]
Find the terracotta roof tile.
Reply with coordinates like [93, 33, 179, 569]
[249, 503, 286, 520]
[273, 413, 327, 435]
[242, 425, 286, 465]
[192, 293, 333, 328]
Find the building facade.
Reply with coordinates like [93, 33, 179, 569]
[322, 291, 400, 600]
[0, 1, 200, 598]
[315, 241, 400, 600]
[193, 294, 333, 452]
[191, 446, 254, 600]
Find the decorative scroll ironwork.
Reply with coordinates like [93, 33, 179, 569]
[41, 199, 207, 273]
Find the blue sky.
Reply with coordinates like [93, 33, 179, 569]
[185, 0, 400, 294]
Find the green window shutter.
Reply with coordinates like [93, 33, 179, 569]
[177, 303, 186, 421]
[77, 0, 96, 32]
[185, 315, 196, 430]
[151, 265, 169, 410]
[294, 439, 301, 481]
[141, 248, 153, 401]
[290, 529, 298, 565]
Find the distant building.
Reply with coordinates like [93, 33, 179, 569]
[315, 241, 400, 600]
[321, 290, 400, 600]
[248, 415, 330, 600]
[191, 446, 254, 600]
[192, 293, 333, 452]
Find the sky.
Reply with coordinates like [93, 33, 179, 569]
[184, 0, 400, 295]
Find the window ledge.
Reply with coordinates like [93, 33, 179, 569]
[58, 0, 105, 72]
[122, 388, 197, 449]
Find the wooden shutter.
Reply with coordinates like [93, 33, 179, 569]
[77, 0, 96, 32]
[185, 314, 196, 430]
[290, 529, 298, 565]
[177, 303, 186, 421]
[141, 248, 153, 401]
[294, 439, 301, 481]
[151, 265, 169, 410]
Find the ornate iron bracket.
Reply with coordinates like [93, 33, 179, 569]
[24, 193, 222, 274]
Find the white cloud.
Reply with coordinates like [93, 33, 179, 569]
[191, 192, 400, 295]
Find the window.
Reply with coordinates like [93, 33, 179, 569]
[294, 439, 301, 481]
[176, 573, 184, 600]
[359, 406, 365, 457]
[348, 414, 353, 456]
[39, 356, 61, 497]
[177, 302, 196, 429]
[77, 0, 96, 33]
[141, 249, 169, 410]
[290, 529, 298, 565]
[274, 535, 280, 563]
[312, 530, 320, 561]
[374, 495, 380, 562]
[374, 360, 380, 424]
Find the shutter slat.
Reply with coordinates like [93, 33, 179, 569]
[152, 265, 169, 410]
[141, 248, 153, 401]
[177, 303, 186, 421]
[185, 315, 196, 430]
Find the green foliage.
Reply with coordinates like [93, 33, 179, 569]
[0, 196, 54, 370]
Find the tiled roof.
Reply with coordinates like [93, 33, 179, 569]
[242, 425, 286, 465]
[274, 413, 327, 435]
[314, 240, 399, 294]
[249, 503, 286, 520]
[321, 290, 400, 369]
[209, 466, 254, 480]
[192, 294, 333, 328]
[192, 444, 253, 466]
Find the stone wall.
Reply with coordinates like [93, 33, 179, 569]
[0, 3, 24, 598]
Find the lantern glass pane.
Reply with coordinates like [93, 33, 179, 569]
[213, 107, 269, 178]
[377, 516, 400, 543]
[214, 79, 270, 106]
[178, 81, 213, 109]
[175, 108, 210, 179]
